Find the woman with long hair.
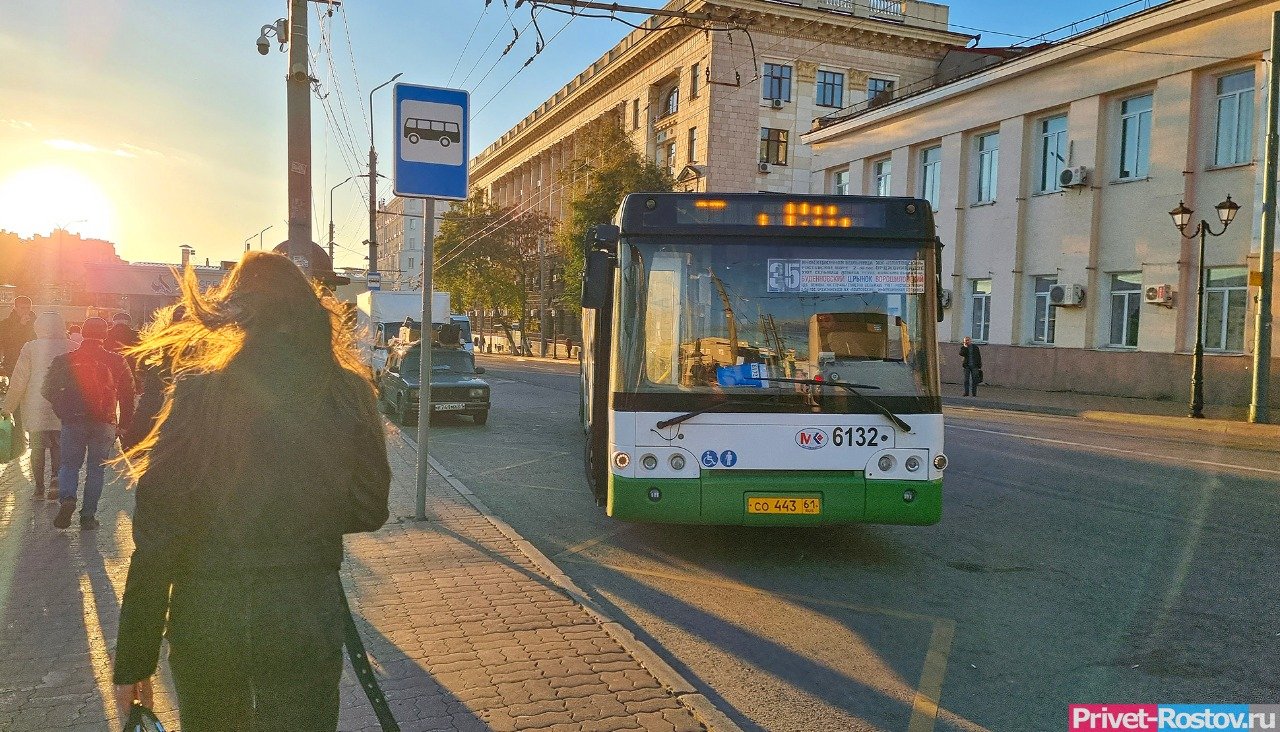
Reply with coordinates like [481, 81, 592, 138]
[111, 252, 391, 730]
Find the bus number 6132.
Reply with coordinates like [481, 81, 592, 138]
[832, 426, 888, 447]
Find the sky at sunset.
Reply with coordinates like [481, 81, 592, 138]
[0, 0, 1157, 269]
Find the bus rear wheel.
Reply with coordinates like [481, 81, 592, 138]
[408, 133, 420, 144]
[439, 136, 451, 147]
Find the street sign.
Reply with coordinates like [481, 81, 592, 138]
[367, 271, 382, 292]
[392, 83, 469, 200]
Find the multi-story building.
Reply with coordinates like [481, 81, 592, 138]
[803, 0, 1279, 408]
[374, 196, 428, 291]
[470, 0, 968, 218]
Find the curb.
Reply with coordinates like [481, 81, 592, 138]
[425, 454, 743, 732]
[943, 399, 1280, 441]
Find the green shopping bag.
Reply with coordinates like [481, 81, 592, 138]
[0, 415, 19, 464]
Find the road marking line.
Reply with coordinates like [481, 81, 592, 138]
[949, 425, 1280, 476]
[468, 452, 570, 478]
[906, 618, 956, 732]
[553, 523, 637, 560]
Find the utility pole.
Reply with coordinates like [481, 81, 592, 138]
[1249, 10, 1279, 424]
[368, 73, 403, 283]
[286, 0, 312, 273]
[538, 237, 548, 356]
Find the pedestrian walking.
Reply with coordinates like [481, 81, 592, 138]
[1, 312, 74, 498]
[120, 305, 185, 452]
[0, 295, 37, 380]
[960, 336, 983, 397]
[67, 324, 84, 346]
[112, 252, 391, 731]
[41, 316, 136, 529]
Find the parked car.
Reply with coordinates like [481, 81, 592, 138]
[377, 341, 490, 426]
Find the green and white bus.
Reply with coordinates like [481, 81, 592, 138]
[580, 193, 947, 526]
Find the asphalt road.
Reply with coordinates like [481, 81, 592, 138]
[396, 354, 1280, 732]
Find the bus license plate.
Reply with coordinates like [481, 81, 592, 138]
[433, 402, 466, 411]
[746, 497, 821, 515]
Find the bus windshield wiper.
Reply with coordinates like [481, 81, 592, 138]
[654, 399, 763, 430]
[766, 377, 913, 433]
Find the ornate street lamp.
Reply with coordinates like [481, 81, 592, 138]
[1169, 195, 1240, 418]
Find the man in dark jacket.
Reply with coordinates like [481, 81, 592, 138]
[43, 317, 136, 530]
[960, 336, 983, 397]
[0, 295, 37, 379]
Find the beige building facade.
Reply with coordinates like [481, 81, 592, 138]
[804, 0, 1280, 408]
[374, 195, 428, 291]
[470, 0, 968, 219]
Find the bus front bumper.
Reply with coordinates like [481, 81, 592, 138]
[607, 471, 941, 526]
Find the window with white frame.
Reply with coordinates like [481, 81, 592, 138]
[970, 278, 991, 342]
[816, 70, 844, 108]
[1032, 275, 1057, 343]
[1037, 115, 1068, 193]
[759, 128, 788, 164]
[1203, 266, 1247, 351]
[1108, 273, 1142, 347]
[1118, 94, 1152, 179]
[762, 63, 792, 102]
[691, 63, 701, 97]
[867, 77, 894, 104]
[976, 132, 998, 203]
[833, 169, 850, 195]
[663, 86, 679, 117]
[873, 158, 892, 196]
[1214, 70, 1255, 166]
[665, 141, 677, 173]
[920, 145, 941, 211]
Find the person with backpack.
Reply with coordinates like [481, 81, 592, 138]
[1, 311, 74, 498]
[42, 316, 136, 530]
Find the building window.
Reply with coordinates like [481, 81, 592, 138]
[691, 63, 701, 97]
[665, 141, 677, 172]
[1215, 70, 1255, 166]
[1033, 275, 1057, 343]
[1109, 273, 1142, 347]
[632, 99, 640, 130]
[1204, 266, 1247, 351]
[1037, 115, 1068, 193]
[920, 145, 941, 211]
[1119, 94, 1152, 180]
[687, 127, 698, 163]
[760, 128, 788, 164]
[867, 77, 894, 104]
[833, 169, 850, 195]
[408, 257, 415, 270]
[762, 63, 792, 102]
[976, 132, 998, 203]
[970, 278, 991, 343]
[662, 86, 679, 118]
[816, 70, 844, 108]
[873, 158, 892, 196]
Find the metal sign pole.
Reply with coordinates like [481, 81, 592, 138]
[415, 198, 437, 520]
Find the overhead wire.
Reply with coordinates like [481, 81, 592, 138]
[447, 2, 493, 86]
[337, 3, 371, 139]
[458, 0, 521, 89]
[473, 9, 581, 119]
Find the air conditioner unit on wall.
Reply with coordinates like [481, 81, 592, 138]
[1144, 284, 1174, 306]
[758, 162, 771, 174]
[940, 288, 953, 309]
[1049, 283, 1085, 307]
[1059, 166, 1088, 188]
[770, 98, 785, 109]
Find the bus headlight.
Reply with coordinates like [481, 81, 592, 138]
[641, 454, 658, 471]
[669, 454, 686, 471]
[877, 455, 896, 472]
[613, 452, 631, 469]
[933, 454, 949, 471]
[905, 456, 921, 472]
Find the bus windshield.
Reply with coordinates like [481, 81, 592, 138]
[616, 236, 939, 406]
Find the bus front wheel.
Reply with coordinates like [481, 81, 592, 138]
[408, 133, 420, 144]
[584, 430, 607, 507]
[439, 137, 451, 147]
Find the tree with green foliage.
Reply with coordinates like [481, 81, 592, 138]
[555, 120, 673, 312]
[434, 190, 551, 351]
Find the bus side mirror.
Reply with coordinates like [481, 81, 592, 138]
[582, 249, 615, 310]
[592, 224, 620, 245]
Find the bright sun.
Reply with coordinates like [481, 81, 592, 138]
[0, 165, 117, 241]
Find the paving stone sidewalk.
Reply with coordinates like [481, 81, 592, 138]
[0, 428, 708, 732]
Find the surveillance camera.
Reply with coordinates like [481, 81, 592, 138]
[256, 35, 270, 55]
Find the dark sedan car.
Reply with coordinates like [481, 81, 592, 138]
[377, 342, 490, 425]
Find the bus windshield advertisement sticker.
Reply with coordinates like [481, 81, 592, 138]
[767, 259, 925, 294]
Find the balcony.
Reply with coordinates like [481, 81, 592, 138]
[794, 0, 947, 30]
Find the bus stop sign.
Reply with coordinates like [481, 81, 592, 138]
[392, 83, 469, 200]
